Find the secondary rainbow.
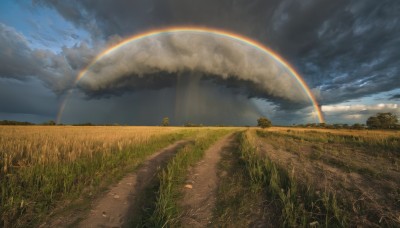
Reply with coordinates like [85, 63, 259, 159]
[57, 26, 324, 123]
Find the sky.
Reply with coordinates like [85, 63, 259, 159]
[0, 0, 399, 126]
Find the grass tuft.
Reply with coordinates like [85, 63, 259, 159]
[239, 131, 347, 227]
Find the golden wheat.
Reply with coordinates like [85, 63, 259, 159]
[0, 126, 184, 174]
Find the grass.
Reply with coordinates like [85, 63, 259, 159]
[256, 129, 399, 179]
[0, 126, 197, 227]
[253, 128, 400, 227]
[239, 131, 347, 227]
[213, 132, 278, 227]
[2, 126, 399, 227]
[264, 127, 400, 157]
[145, 129, 234, 227]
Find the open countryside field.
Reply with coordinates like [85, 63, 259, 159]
[1, 126, 399, 227]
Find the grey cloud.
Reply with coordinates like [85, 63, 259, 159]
[0, 23, 97, 94]
[62, 80, 262, 126]
[62, 42, 96, 71]
[0, 23, 41, 79]
[35, 0, 400, 108]
[71, 34, 79, 39]
[389, 94, 400, 100]
[0, 78, 58, 117]
[322, 103, 400, 124]
[77, 32, 310, 105]
[4, 0, 399, 124]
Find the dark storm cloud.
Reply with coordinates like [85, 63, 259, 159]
[62, 79, 263, 126]
[2, 0, 399, 124]
[0, 23, 97, 94]
[0, 78, 58, 116]
[35, 0, 400, 108]
[389, 94, 400, 100]
[0, 23, 41, 80]
[78, 33, 309, 104]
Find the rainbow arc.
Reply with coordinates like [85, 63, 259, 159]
[57, 26, 324, 123]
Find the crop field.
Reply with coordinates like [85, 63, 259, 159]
[0, 126, 399, 227]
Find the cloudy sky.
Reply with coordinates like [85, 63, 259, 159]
[0, 0, 399, 125]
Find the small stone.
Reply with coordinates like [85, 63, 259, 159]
[309, 221, 319, 227]
[102, 212, 107, 217]
[114, 194, 120, 199]
[184, 184, 193, 189]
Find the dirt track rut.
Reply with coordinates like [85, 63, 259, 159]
[44, 140, 189, 228]
[180, 133, 236, 227]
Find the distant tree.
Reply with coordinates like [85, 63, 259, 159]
[257, 117, 272, 128]
[162, 117, 170, 126]
[377, 112, 398, 129]
[325, 124, 335, 129]
[184, 122, 193, 127]
[73, 122, 94, 126]
[0, 120, 34, 125]
[184, 123, 203, 127]
[43, 120, 56, 125]
[366, 116, 380, 129]
[352, 123, 364, 130]
[367, 112, 398, 129]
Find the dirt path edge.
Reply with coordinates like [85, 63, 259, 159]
[180, 133, 236, 227]
[42, 140, 189, 228]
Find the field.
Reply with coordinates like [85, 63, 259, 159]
[0, 126, 399, 227]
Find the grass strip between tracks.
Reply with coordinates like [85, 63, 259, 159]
[147, 129, 234, 227]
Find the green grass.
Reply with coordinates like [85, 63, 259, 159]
[239, 131, 347, 227]
[257, 130, 400, 158]
[1, 130, 196, 227]
[213, 133, 279, 226]
[257, 130, 393, 179]
[145, 129, 233, 227]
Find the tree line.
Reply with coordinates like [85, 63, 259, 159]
[292, 112, 399, 130]
[257, 112, 399, 130]
[1, 112, 398, 129]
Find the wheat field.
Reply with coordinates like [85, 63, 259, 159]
[0, 126, 195, 226]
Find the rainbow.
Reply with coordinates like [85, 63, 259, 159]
[57, 26, 324, 123]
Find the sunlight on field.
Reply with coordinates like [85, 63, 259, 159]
[1, 126, 398, 227]
[0, 126, 183, 167]
[0, 126, 199, 226]
[270, 126, 400, 137]
[249, 128, 400, 226]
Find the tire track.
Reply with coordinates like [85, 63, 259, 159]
[180, 133, 236, 227]
[45, 140, 190, 228]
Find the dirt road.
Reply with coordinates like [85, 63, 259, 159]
[43, 140, 189, 228]
[180, 133, 236, 227]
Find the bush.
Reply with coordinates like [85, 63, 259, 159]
[257, 117, 272, 128]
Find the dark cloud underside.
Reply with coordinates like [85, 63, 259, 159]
[1, 0, 399, 124]
[32, 0, 400, 105]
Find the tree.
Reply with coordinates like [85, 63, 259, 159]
[366, 113, 398, 129]
[352, 123, 364, 130]
[162, 117, 170, 126]
[366, 116, 380, 129]
[43, 120, 56, 125]
[257, 117, 272, 128]
[376, 112, 398, 129]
